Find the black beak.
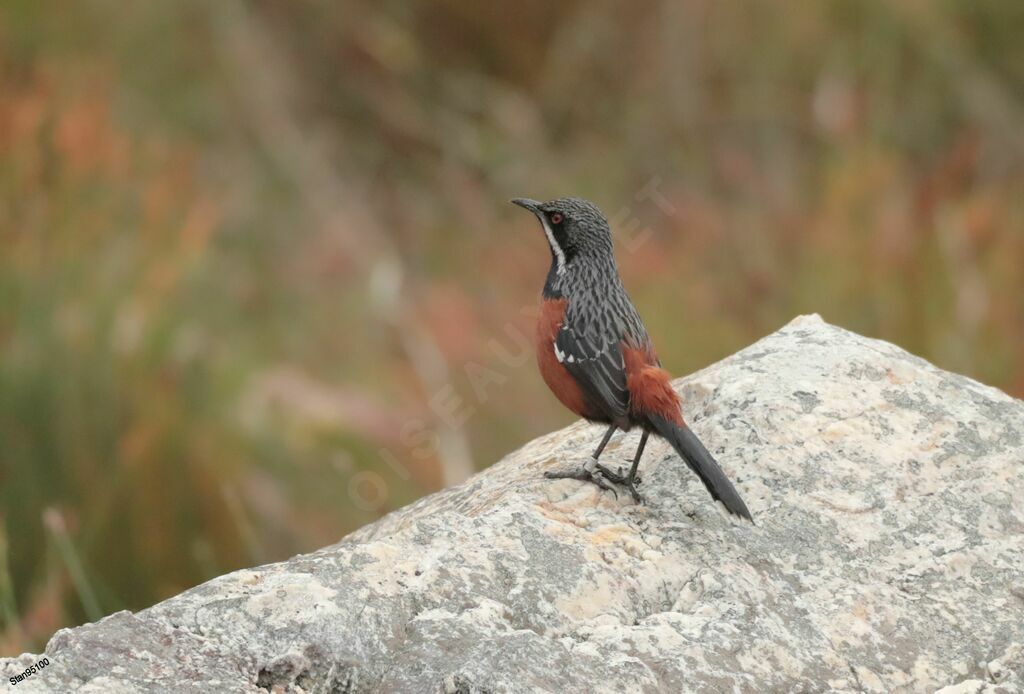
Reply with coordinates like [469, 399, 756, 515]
[510, 197, 543, 214]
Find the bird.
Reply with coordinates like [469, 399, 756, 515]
[510, 196, 752, 521]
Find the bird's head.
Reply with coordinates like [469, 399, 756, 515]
[510, 196, 614, 275]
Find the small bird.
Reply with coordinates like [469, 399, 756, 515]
[511, 196, 752, 520]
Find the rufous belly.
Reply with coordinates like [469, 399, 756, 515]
[535, 298, 595, 419]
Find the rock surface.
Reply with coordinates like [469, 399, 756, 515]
[3, 315, 1023, 693]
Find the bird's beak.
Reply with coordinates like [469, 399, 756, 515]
[510, 197, 543, 214]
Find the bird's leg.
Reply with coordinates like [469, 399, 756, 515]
[597, 430, 648, 503]
[589, 424, 616, 465]
[544, 425, 619, 496]
[595, 429, 645, 484]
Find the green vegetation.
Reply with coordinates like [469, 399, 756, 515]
[1, 0, 1022, 653]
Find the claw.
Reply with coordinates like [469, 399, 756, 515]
[591, 463, 644, 503]
[544, 466, 618, 499]
[625, 483, 643, 504]
[594, 463, 641, 488]
[591, 473, 618, 498]
[594, 463, 626, 484]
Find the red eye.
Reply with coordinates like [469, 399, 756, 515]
[550, 212, 563, 225]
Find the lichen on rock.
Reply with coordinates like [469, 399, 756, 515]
[3, 316, 1023, 692]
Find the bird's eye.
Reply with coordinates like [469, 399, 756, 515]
[550, 212, 563, 225]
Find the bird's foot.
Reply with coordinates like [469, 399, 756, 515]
[623, 480, 644, 504]
[595, 463, 644, 504]
[594, 463, 641, 487]
[544, 458, 618, 498]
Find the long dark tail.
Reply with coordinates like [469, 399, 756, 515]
[648, 414, 753, 521]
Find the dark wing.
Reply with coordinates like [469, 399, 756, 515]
[554, 321, 631, 425]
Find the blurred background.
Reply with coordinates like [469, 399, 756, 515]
[1, 0, 1023, 654]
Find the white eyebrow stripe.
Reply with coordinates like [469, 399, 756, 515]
[540, 215, 566, 275]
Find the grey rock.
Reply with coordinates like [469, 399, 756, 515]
[3, 315, 1023, 693]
